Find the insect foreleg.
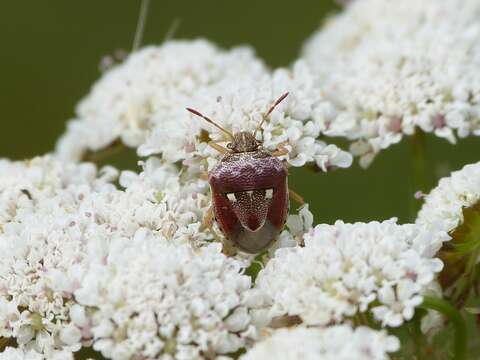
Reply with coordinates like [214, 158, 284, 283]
[271, 142, 289, 157]
[203, 206, 215, 230]
[221, 238, 238, 257]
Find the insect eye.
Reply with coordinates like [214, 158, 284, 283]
[227, 143, 234, 149]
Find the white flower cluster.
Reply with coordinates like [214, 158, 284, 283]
[117, 157, 213, 248]
[56, 40, 265, 161]
[302, 0, 480, 166]
[77, 236, 265, 360]
[56, 39, 352, 171]
[414, 162, 480, 336]
[3, 156, 438, 359]
[416, 161, 480, 235]
[416, 161, 480, 335]
[240, 325, 399, 360]
[255, 219, 446, 327]
[0, 156, 266, 358]
[0, 347, 73, 360]
[0, 156, 116, 355]
[6, 1, 477, 357]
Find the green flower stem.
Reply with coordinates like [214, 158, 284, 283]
[420, 296, 467, 360]
[82, 139, 127, 164]
[412, 310, 427, 360]
[410, 128, 428, 221]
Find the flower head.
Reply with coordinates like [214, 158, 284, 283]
[0, 347, 73, 360]
[416, 161, 480, 235]
[56, 39, 352, 171]
[302, 0, 480, 166]
[75, 236, 266, 360]
[0, 156, 216, 356]
[255, 219, 445, 327]
[0, 156, 116, 355]
[56, 39, 266, 162]
[416, 161, 480, 296]
[240, 325, 399, 360]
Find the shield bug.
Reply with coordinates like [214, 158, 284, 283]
[186, 93, 294, 253]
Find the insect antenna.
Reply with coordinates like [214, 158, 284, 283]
[186, 108, 234, 140]
[254, 92, 289, 137]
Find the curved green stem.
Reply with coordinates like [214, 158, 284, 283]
[410, 128, 427, 221]
[411, 310, 427, 360]
[420, 296, 467, 360]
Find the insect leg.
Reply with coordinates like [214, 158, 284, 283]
[203, 206, 215, 230]
[288, 189, 305, 205]
[204, 206, 238, 256]
[221, 238, 238, 257]
[271, 141, 289, 157]
[271, 148, 288, 157]
[208, 141, 230, 154]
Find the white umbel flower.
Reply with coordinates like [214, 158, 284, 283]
[255, 219, 446, 327]
[0, 156, 215, 356]
[181, 60, 352, 170]
[75, 234, 266, 360]
[56, 39, 352, 171]
[0, 347, 73, 360]
[117, 157, 214, 248]
[240, 325, 399, 360]
[0, 156, 117, 355]
[56, 39, 266, 162]
[303, 0, 480, 166]
[416, 161, 480, 235]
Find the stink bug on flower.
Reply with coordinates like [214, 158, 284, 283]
[187, 93, 302, 254]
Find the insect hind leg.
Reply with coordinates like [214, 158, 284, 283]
[203, 206, 238, 256]
[289, 189, 305, 205]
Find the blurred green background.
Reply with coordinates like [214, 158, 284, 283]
[1, 0, 479, 226]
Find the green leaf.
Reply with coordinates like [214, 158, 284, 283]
[245, 252, 267, 282]
[449, 203, 480, 258]
[439, 203, 480, 302]
[420, 296, 467, 360]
